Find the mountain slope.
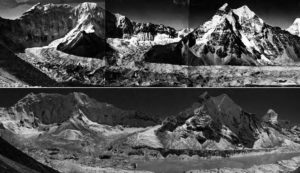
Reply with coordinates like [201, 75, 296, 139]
[7, 92, 159, 128]
[152, 92, 299, 150]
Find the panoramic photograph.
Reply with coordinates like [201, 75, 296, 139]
[0, 88, 300, 172]
[0, 0, 300, 87]
[1, 0, 300, 173]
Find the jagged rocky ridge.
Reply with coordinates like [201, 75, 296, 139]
[145, 3, 300, 66]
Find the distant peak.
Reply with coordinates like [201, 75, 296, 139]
[293, 18, 300, 24]
[287, 18, 300, 36]
[198, 92, 210, 102]
[75, 2, 99, 10]
[219, 3, 229, 11]
[263, 109, 278, 124]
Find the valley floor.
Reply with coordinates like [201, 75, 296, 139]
[186, 155, 300, 173]
[33, 147, 300, 173]
[18, 47, 300, 87]
[146, 64, 300, 87]
[41, 150, 300, 173]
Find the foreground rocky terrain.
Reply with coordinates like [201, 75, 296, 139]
[1, 2, 300, 87]
[0, 92, 300, 172]
[0, 136, 59, 173]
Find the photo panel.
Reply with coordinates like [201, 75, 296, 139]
[0, 88, 299, 172]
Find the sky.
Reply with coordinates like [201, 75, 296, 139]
[0, 0, 300, 29]
[0, 88, 299, 124]
[189, 0, 300, 29]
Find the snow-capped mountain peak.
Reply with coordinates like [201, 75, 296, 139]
[287, 18, 300, 37]
[263, 109, 279, 125]
[219, 3, 230, 12]
[233, 5, 255, 20]
[232, 5, 264, 25]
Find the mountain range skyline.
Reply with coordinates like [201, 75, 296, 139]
[1, 0, 300, 29]
[0, 89, 300, 124]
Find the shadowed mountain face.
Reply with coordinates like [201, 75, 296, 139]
[11, 92, 160, 127]
[0, 136, 59, 173]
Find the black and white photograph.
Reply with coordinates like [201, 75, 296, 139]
[1, 0, 300, 173]
[1, 0, 300, 87]
[0, 89, 299, 173]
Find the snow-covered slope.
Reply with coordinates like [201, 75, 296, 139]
[287, 18, 300, 37]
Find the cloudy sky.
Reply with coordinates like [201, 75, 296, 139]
[0, 0, 300, 29]
[1, 88, 300, 124]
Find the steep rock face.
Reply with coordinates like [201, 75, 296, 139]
[144, 4, 300, 66]
[132, 22, 177, 41]
[56, 31, 108, 57]
[157, 92, 292, 150]
[9, 92, 159, 127]
[287, 19, 300, 37]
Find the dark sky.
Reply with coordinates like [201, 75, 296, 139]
[1, 0, 300, 29]
[0, 88, 299, 124]
[189, 0, 300, 29]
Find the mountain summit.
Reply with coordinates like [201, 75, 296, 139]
[287, 18, 300, 37]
